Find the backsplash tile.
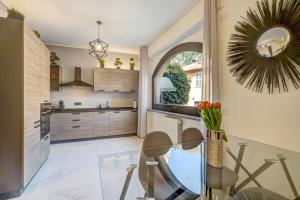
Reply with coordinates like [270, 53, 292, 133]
[51, 87, 137, 109]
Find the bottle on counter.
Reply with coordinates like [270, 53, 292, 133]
[133, 100, 137, 109]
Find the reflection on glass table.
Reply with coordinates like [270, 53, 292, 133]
[99, 131, 300, 200]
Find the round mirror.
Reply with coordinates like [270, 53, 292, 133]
[256, 27, 290, 57]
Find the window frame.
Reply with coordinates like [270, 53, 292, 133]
[152, 42, 203, 117]
[195, 71, 203, 88]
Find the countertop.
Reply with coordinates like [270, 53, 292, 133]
[52, 107, 137, 113]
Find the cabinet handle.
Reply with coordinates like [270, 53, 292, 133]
[72, 125, 80, 129]
[97, 89, 105, 92]
[113, 90, 120, 92]
[44, 100, 49, 103]
[34, 125, 40, 129]
[98, 111, 106, 114]
[72, 119, 80, 122]
[44, 135, 49, 140]
[34, 120, 40, 124]
[113, 111, 120, 113]
[72, 113, 80, 115]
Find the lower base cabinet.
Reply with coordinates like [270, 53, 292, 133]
[50, 110, 137, 142]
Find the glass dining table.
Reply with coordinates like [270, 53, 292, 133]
[98, 134, 300, 200]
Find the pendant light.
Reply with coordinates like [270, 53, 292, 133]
[89, 20, 109, 62]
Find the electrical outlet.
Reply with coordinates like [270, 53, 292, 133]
[74, 102, 82, 106]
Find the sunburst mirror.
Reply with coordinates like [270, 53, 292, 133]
[227, 0, 300, 93]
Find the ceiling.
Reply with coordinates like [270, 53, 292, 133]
[2, 0, 195, 54]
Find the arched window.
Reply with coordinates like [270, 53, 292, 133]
[152, 42, 203, 116]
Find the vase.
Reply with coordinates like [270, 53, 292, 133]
[207, 129, 223, 168]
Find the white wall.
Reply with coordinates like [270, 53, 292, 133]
[144, 0, 205, 138]
[48, 45, 139, 108]
[147, 0, 300, 153]
[217, 0, 300, 153]
[0, 0, 7, 17]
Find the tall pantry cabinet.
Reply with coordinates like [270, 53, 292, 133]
[0, 18, 50, 198]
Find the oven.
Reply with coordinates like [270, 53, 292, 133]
[40, 103, 51, 139]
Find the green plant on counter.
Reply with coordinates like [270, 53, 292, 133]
[33, 30, 41, 38]
[7, 8, 25, 20]
[50, 52, 60, 65]
[129, 57, 135, 70]
[114, 58, 123, 69]
[99, 58, 105, 68]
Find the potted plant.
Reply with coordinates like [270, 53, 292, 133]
[198, 101, 227, 168]
[50, 52, 60, 65]
[114, 58, 123, 69]
[129, 57, 135, 70]
[99, 58, 105, 68]
[7, 8, 25, 20]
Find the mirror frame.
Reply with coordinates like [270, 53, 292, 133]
[227, 0, 300, 93]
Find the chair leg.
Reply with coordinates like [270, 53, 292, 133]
[120, 164, 137, 200]
[146, 161, 158, 198]
[209, 187, 212, 200]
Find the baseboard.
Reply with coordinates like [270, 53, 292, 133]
[0, 190, 22, 200]
[50, 133, 137, 144]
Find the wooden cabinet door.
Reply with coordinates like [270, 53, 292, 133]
[123, 110, 138, 134]
[109, 111, 124, 135]
[123, 70, 139, 92]
[23, 26, 42, 186]
[109, 70, 124, 92]
[94, 111, 110, 137]
[24, 25, 41, 130]
[94, 68, 111, 92]
[39, 43, 50, 103]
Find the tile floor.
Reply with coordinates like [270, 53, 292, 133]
[13, 136, 144, 200]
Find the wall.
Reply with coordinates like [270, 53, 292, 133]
[47, 45, 139, 108]
[147, 0, 300, 153]
[145, 0, 205, 138]
[217, 0, 300, 153]
[0, 0, 7, 17]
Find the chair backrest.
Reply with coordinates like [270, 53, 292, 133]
[138, 131, 175, 199]
[181, 128, 204, 150]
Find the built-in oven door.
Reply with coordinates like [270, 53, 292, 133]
[41, 110, 50, 139]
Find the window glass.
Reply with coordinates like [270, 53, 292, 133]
[154, 51, 202, 107]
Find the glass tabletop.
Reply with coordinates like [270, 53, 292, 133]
[98, 134, 300, 200]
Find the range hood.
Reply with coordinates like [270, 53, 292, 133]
[60, 67, 93, 87]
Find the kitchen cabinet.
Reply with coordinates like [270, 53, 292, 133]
[93, 68, 139, 92]
[94, 111, 110, 137]
[39, 44, 50, 102]
[50, 110, 138, 142]
[110, 110, 138, 135]
[0, 18, 50, 195]
[50, 112, 94, 141]
[123, 70, 139, 92]
[109, 111, 125, 135]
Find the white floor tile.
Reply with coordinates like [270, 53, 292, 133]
[15, 136, 142, 200]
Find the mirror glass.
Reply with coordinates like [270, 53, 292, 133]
[256, 27, 290, 57]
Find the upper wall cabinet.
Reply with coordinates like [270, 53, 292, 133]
[94, 68, 139, 92]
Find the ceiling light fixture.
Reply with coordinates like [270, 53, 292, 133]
[89, 20, 109, 62]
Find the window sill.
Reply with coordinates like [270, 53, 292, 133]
[147, 109, 201, 121]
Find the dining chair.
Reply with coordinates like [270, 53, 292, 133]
[180, 128, 204, 150]
[118, 131, 174, 200]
